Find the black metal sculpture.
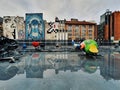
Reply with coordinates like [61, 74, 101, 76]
[0, 36, 18, 62]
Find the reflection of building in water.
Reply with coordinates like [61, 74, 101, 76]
[100, 53, 120, 80]
[1, 52, 103, 80]
[67, 54, 82, 72]
[0, 65, 18, 80]
[46, 52, 82, 74]
[25, 52, 45, 78]
[45, 52, 68, 74]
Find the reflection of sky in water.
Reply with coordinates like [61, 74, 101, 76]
[0, 52, 120, 90]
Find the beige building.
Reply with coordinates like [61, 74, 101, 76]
[57, 19, 68, 41]
[45, 18, 68, 41]
[45, 20, 57, 40]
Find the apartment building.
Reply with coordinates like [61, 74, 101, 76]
[65, 19, 97, 40]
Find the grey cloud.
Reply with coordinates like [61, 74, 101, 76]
[0, 0, 120, 24]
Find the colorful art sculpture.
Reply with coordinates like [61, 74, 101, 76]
[72, 39, 99, 55]
[32, 41, 40, 48]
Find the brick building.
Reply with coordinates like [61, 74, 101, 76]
[65, 19, 97, 40]
[99, 10, 120, 42]
[110, 11, 120, 41]
[98, 9, 112, 42]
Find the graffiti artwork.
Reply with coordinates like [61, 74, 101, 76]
[25, 13, 45, 40]
[15, 17, 25, 40]
[47, 22, 59, 33]
[3, 16, 17, 39]
[18, 30, 25, 39]
[3, 16, 25, 39]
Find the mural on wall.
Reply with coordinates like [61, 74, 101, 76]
[47, 22, 59, 33]
[25, 13, 45, 40]
[3, 16, 25, 39]
[15, 17, 25, 40]
[3, 16, 17, 39]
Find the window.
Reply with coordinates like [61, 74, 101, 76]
[60, 24, 64, 30]
[81, 30, 86, 39]
[68, 29, 72, 32]
[68, 25, 72, 30]
[81, 30, 86, 33]
[89, 36, 92, 39]
[81, 25, 86, 29]
[88, 33, 92, 36]
[88, 30, 92, 33]
[89, 25, 92, 29]
[75, 25, 79, 32]
[88, 30, 92, 35]
[68, 33, 72, 36]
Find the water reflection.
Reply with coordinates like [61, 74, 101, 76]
[25, 53, 45, 78]
[100, 52, 120, 80]
[0, 52, 120, 81]
[0, 65, 18, 80]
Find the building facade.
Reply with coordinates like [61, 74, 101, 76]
[110, 11, 120, 42]
[3, 16, 17, 39]
[25, 13, 45, 40]
[56, 18, 68, 41]
[45, 21, 58, 40]
[15, 16, 25, 40]
[3, 16, 25, 39]
[99, 9, 112, 42]
[99, 10, 120, 42]
[65, 19, 97, 40]
[45, 17, 68, 41]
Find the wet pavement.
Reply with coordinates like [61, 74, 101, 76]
[0, 46, 120, 90]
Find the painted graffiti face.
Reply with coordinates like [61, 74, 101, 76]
[3, 17, 16, 39]
[3, 16, 24, 39]
[25, 13, 45, 40]
[29, 19, 42, 39]
[31, 20, 39, 37]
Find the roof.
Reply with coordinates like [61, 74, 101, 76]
[65, 20, 96, 25]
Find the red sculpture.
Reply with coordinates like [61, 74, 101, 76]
[32, 41, 40, 47]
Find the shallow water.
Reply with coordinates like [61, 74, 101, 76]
[0, 51, 120, 90]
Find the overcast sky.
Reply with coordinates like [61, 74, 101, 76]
[0, 0, 120, 24]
